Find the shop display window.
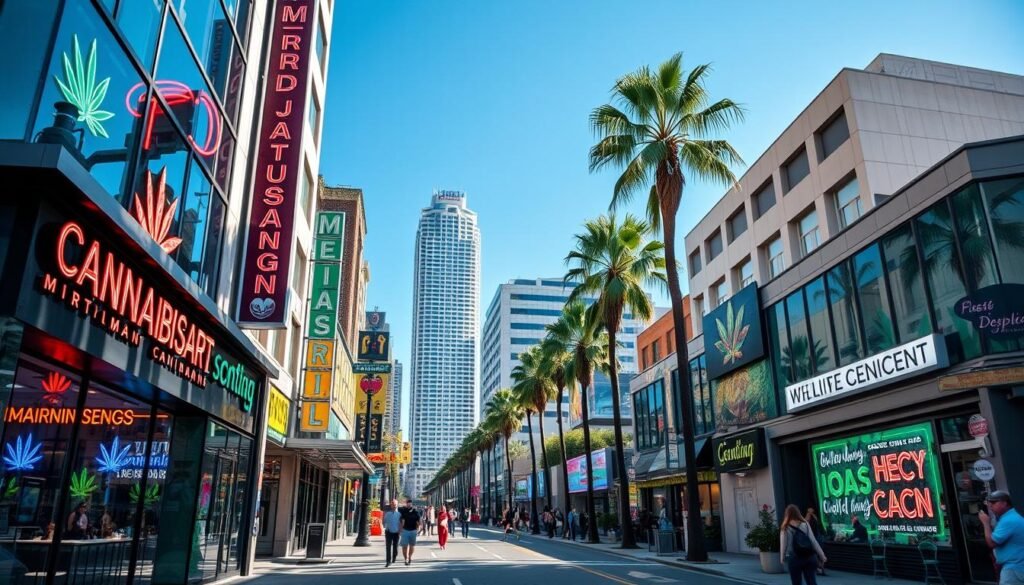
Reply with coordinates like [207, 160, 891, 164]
[32, 0, 148, 203]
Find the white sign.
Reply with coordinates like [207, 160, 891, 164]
[973, 459, 995, 482]
[785, 334, 947, 412]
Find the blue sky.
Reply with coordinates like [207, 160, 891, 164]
[319, 0, 1024, 432]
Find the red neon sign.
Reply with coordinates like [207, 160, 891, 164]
[45, 221, 216, 378]
[127, 80, 222, 156]
[237, 0, 315, 326]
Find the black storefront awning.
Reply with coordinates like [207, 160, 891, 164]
[634, 437, 711, 481]
[285, 438, 374, 474]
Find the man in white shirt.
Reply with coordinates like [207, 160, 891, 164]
[383, 499, 402, 567]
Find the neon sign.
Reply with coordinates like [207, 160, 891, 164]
[237, 0, 316, 326]
[3, 434, 43, 471]
[210, 353, 256, 412]
[132, 169, 183, 254]
[96, 436, 131, 473]
[42, 371, 71, 405]
[126, 80, 222, 156]
[5, 407, 141, 426]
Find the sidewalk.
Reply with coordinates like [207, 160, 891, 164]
[251, 532, 387, 570]
[481, 526, 921, 585]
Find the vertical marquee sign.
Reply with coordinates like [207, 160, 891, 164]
[238, 0, 316, 326]
[300, 212, 344, 432]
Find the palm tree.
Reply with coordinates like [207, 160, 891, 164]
[589, 53, 744, 561]
[512, 345, 557, 527]
[474, 421, 496, 519]
[546, 300, 608, 544]
[516, 389, 542, 534]
[566, 214, 665, 548]
[539, 336, 573, 532]
[485, 388, 525, 512]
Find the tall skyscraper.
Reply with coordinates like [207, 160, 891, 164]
[408, 191, 481, 497]
[386, 359, 403, 437]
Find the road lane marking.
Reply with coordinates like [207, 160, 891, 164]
[453, 580, 463, 585]
[573, 564, 636, 585]
[431, 551, 437, 559]
[473, 544, 488, 552]
[627, 571, 676, 583]
[492, 552, 505, 560]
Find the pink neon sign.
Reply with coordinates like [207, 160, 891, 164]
[126, 80, 222, 156]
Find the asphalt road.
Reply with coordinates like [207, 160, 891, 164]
[249, 526, 744, 585]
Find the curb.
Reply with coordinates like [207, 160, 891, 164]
[475, 526, 762, 585]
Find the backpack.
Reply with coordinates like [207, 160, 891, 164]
[790, 525, 815, 558]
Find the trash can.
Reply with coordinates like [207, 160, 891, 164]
[656, 529, 675, 556]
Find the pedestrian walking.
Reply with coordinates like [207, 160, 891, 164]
[418, 507, 427, 536]
[567, 507, 578, 541]
[437, 505, 449, 550]
[542, 506, 554, 538]
[461, 507, 471, 538]
[427, 505, 436, 536]
[805, 507, 827, 576]
[555, 509, 564, 538]
[448, 507, 458, 540]
[502, 506, 519, 542]
[979, 490, 1024, 585]
[399, 499, 421, 566]
[383, 499, 402, 568]
[780, 504, 827, 585]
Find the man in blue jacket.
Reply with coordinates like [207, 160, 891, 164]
[980, 490, 1024, 584]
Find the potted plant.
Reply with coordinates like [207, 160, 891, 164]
[745, 505, 783, 573]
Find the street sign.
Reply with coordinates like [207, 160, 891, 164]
[353, 362, 392, 374]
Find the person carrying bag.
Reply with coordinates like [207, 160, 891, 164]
[780, 505, 827, 585]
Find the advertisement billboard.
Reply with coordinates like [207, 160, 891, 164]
[702, 283, 765, 380]
[811, 422, 947, 543]
[567, 449, 609, 494]
[569, 371, 632, 428]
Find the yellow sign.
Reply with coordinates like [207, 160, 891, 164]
[303, 370, 332, 399]
[268, 387, 290, 436]
[305, 340, 335, 368]
[354, 373, 388, 415]
[400, 441, 412, 464]
[300, 401, 330, 432]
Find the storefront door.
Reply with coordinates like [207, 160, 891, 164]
[946, 449, 998, 583]
[735, 488, 757, 553]
[255, 481, 279, 556]
[199, 455, 237, 581]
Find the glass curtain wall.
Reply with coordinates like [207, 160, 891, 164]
[766, 177, 1024, 389]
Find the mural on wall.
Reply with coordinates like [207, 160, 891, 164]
[703, 283, 766, 380]
[711, 359, 776, 430]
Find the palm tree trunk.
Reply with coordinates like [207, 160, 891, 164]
[526, 411, 540, 534]
[504, 436, 514, 512]
[556, 385, 571, 533]
[580, 380, 599, 544]
[662, 207, 706, 562]
[536, 403, 553, 513]
[606, 326, 638, 548]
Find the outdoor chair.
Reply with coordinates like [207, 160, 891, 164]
[918, 539, 946, 585]
[869, 537, 891, 579]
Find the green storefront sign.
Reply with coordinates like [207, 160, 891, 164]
[308, 212, 344, 339]
[811, 422, 947, 543]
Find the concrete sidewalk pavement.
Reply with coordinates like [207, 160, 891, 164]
[485, 526, 922, 585]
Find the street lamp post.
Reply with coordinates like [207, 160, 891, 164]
[353, 390, 374, 547]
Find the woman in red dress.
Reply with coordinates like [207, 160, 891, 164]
[437, 505, 449, 550]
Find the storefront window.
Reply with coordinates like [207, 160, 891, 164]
[0, 1, 60, 140]
[783, 290, 814, 381]
[32, 1, 147, 202]
[855, 245, 896, 354]
[0, 358, 80, 577]
[767, 302, 791, 390]
[804, 277, 835, 375]
[880, 224, 932, 344]
[178, 158, 214, 281]
[828, 260, 864, 365]
[953, 185, 999, 291]
[916, 201, 983, 362]
[982, 178, 1024, 283]
[116, 0, 163, 74]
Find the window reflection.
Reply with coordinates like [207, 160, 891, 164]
[828, 261, 863, 365]
[117, 0, 163, 73]
[0, 1, 60, 140]
[854, 245, 895, 354]
[804, 277, 835, 374]
[881, 225, 932, 344]
[178, 158, 213, 282]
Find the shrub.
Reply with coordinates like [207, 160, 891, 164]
[744, 505, 780, 552]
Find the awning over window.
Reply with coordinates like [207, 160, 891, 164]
[633, 437, 711, 482]
[285, 438, 374, 474]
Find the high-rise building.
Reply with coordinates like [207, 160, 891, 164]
[408, 190, 480, 497]
[480, 278, 649, 420]
[387, 359, 404, 437]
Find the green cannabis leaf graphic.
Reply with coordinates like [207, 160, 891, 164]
[69, 467, 98, 499]
[713, 301, 750, 366]
[54, 35, 114, 138]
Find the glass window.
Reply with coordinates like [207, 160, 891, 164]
[784, 147, 810, 192]
[738, 258, 754, 288]
[0, 357, 80, 575]
[0, 1, 61, 140]
[855, 244, 896, 354]
[33, 2, 147, 203]
[136, 97, 190, 233]
[315, 14, 327, 72]
[308, 96, 322, 144]
[953, 185, 999, 291]
[707, 230, 723, 261]
[652, 340, 660, 362]
[299, 164, 314, 223]
[982, 178, 1024, 284]
[117, 0, 163, 73]
[917, 200, 982, 361]
[728, 207, 748, 241]
[173, 0, 221, 71]
[754, 181, 776, 218]
[784, 290, 812, 381]
[818, 110, 850, 160]
[715, 280, 729, 307]
[828, 260, 863, 365]
[804, 277, 835, 374]
[767, 235, 785, 278]
[881, 224, 932, 344]
[176, 158, 213, 282]
[689, 250, 702, 275]
[206, 34, 245, 124]
[835, 177, 862, 229]
[798, 208, 820, 256]
[200, 194, 225, 296]
[767, 302, 792, 391]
